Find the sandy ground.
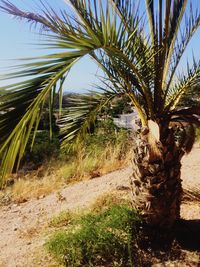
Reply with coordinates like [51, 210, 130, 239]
[0, 147, 200, 267]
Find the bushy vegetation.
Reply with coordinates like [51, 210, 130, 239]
[1, 119, 131, 202]
[23, 131, 60, 168]
[107, 95, 133, 117]
[47, 204, 142, 267]
[22, 119, 131, 170]
[57, 120, 131, 183]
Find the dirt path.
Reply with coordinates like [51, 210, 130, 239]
[0, 148, 200, 267]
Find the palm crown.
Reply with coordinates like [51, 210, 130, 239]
[0, 0, 200, 184]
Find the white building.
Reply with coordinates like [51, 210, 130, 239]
[113, 111, 139, 129]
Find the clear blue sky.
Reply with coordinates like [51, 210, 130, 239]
[0, 0, 200, 92]
[0, 0, 100, 92]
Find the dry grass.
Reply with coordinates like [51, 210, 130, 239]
[90, 191, 131, 213]
[48, 210, 76, 228]
[3, 168, 65, 203]
[18, 226, 42, 240]
[1, 140, 132, 204]
[27, 247, 62, 267]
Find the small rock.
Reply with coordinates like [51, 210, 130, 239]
[39, 195, 45, 199]
[16, 198, 27, 204]
[116, 185, 130, 191]
[6, 178, 15, 187]
[14, 227, 18, 231]
[12, 209, 20, 213]
[90, 171, 101, 178]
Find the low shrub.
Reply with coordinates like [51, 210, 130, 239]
[23, 131, 60, 168]
[46, 205, 142, 267]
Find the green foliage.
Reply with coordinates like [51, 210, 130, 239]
[61, 119, 131, 161]
[179, 86, 200, 107]
[23, 131, 59, 167]
[47, 205, 142, 267]
[39, 112, 59, 133]
[85, 119, 130, 151]
[23, 115, 129, 170]
[109, 96, 133, 117]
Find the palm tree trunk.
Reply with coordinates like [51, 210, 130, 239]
[130, 126, 184, 228]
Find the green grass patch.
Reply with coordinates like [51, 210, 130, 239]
[46, 205, 142, 267]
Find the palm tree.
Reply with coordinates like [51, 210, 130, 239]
[0, 0, 200, 228]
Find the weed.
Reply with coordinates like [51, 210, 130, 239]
[49, 210, 76, 228]
[0, 191, 12, 206]
[90, 192, 130, 213]
[46, 205, 142, 267]
[56, 192, 66, 202]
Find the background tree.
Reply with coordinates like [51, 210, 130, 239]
[0, 0, 200, 228]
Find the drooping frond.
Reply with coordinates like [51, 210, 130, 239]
[178, 86, 200, 107]
[66, 0, 155, 119]
[0, 0, 70, 33]
[0, 50, 78, 183]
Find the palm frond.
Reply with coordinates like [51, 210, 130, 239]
[146, 0, 156, 45]
[0, 0, 67, 33]
[165, 59, 200, 110]
[59, 90, 116, 150]
[162, 0, 188, 86]
[67, 0, 155, 119]
[164, 5, 200, 94]
[0, 55, 73, 183]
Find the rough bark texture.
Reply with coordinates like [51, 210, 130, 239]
[130, 127, 184, 228]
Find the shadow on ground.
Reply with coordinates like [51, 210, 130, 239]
[137, 219, 200, 266]
[175, 219, 200, 251]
